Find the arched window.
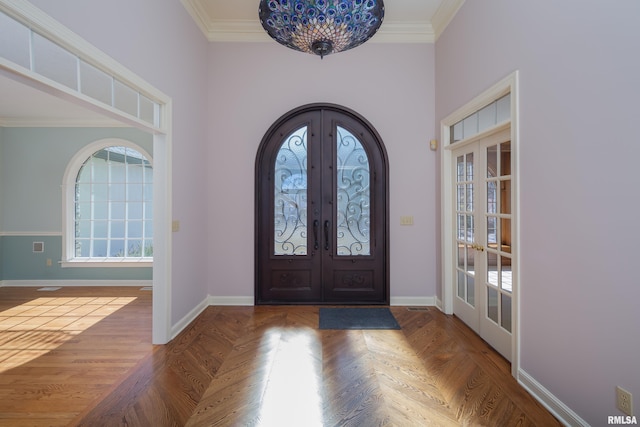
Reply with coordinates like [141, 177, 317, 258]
[62, 139, 152, 266]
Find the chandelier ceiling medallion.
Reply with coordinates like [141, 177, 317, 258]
[259, 0, 385, 59]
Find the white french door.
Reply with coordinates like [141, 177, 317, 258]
[452, 128, 514, 360]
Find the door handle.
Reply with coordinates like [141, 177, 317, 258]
[472, 243, 485, 252]
[324, 220, 330, 250]
[313, 220, 319, 250]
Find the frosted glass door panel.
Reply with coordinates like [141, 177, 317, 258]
[336, 126, 370, 256]
[274, 127, 308, 255]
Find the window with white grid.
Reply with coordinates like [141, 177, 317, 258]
[64, 142, 153, 264]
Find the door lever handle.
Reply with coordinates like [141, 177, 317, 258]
[313, 220, 319, 250]
[324, 220, 330, 251]
[472, 242, 485, 252]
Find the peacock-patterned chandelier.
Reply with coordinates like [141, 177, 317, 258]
[259, 0, 385, 59]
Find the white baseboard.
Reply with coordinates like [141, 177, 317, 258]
[0, 280, 152, 288]
[208, 295, 254, 306]
[518, 369, 587, 427]
[171, 296, 209, 340]
[199, 295, 437, 307]
[390, 296, 437, 306]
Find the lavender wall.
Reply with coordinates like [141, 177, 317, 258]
[206, 42, 437, 301]
[435, 1, 640, 424]
[11, 0, 637, 422]
[24, 2, 440, 318]
[29, 0, 211, 324]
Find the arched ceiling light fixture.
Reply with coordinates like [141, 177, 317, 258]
[259, 0, 385, 59]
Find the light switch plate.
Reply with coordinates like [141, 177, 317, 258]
[400, 216, 414, 226]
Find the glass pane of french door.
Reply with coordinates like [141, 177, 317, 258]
[456, 152, 476, 307]
[485, 141, 512, 333]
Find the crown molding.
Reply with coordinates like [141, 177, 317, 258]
[207, 20, 270, 43]
[181, 1, 465, 44]
[374, 22, 435, 43]
[432, 0, 466, 39]
[180, 0, 459, 44]
[180, 0, 212, 37]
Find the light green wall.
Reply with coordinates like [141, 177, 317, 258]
[0, 127, 4, 281]
[0, 128, 3, 228]
[0, 127, 153, 282]
[1, 127, 152, 233]
[1, 235, 151, 281]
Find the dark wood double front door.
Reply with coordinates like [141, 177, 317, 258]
[255, 104, 388, 304]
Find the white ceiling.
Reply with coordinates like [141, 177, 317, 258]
[0, 0, 464, 128]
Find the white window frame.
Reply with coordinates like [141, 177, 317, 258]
[61, 138, 153, 267]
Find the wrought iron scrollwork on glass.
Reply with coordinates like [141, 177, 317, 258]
[336, 126, 370, 256]
[274, 126, 308, 255]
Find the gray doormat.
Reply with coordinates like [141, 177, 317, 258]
[319, 307, 401, 330]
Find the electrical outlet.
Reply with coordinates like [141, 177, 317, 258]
[617, 386, 633, 416]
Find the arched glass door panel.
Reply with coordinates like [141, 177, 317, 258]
[256, 104, 388, 304]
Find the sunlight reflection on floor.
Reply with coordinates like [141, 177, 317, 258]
[258, 327, 324, 427]
[0, 296, 136, 372]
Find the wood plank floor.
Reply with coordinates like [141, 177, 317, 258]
[0, 287, 560, 426]
[0, 286, 152, 426]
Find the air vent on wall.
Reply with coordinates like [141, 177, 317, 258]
[33, 241, 44, 253]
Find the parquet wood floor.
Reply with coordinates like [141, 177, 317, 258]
[0, 287, 560, 426]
